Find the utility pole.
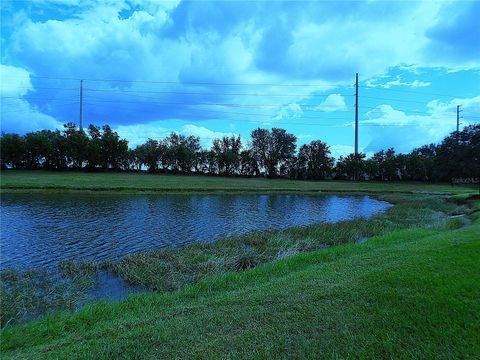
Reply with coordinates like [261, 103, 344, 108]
[79, 79, 84, 131]
[456, 104, 462, 133]
[354, 73, 359, 156]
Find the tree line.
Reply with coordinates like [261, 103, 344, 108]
[1, 122, 479, 182]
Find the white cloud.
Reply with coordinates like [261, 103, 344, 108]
[180, 124, 236, 148]
[0, 64, 32, 96]
[1, 64, 63, 133]
[114, 120, 170, 148]
[361, 96, 480, 152]
[315, 94, 347, 112]
[113, 121, 234, 149]
[366, 75, 431, 88]
[272, 103, 303, 122]
[330, 144, 355, 159]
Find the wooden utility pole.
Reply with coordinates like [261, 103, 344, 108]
[79, 79, 84, 131]
[354, 73, 359, 156]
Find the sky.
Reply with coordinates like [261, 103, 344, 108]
[1, 0, 479, 157]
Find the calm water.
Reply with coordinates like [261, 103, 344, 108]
[0, 193, 391, 272]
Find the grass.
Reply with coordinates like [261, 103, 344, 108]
[1, 172, 479, 357]
[99, 193, 466, 292]
[1, 170, 478, 194]
[1, 193, 466, 327]
[1, 207, 479, 358]
[0, 271, 94, 328]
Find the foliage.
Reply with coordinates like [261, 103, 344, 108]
[250, 127, 297, 178]
[1, 123, 479, 182]
[296, 140, 334, 180]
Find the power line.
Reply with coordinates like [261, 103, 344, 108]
[358, 85, 462, 98]
[0, 84, 353, 98]
[2, 75, 353, 88]
[360, 95, 429, 105]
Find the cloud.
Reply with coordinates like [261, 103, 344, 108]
[180, 124, 235, 147]
[272, 103, 303, 122]
[1, 0, 479, 142]
[330, 144, 355, 159]
[114, 121, 234, 149]
[114, 120, 171, 148]
[362, 96, 480, 153]
[0, 64, 32, 96]
[372, 78, 430, 89]
[424, 1, 480, 64]
[1, 64, 62, 133]
[315, 94, 347, 112]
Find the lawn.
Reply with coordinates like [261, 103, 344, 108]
[1, 170, 477, 194]
[1, 211, 479, 359]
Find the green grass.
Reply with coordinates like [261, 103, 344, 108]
[99, 193, 466, 292]
[1, 213, 479, 358]
[1, 170, 477, 194]
[1, 193, 465, 327]
[2, 172, 479, 357]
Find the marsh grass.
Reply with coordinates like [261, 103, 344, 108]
[2, 210, 479, 359]
[0, 270, 94, 328]
[103, 194, 467, 292]
[0, 193, 471, 328]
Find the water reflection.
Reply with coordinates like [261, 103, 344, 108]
[1, 193, 391, 272]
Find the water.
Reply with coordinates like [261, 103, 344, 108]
[0, 193, 391, 272]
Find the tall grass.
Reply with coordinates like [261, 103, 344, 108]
[104, 194, 466, 291]
[0, 193, 471, 328]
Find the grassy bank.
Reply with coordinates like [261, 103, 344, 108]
[1, 192, 468, 327]
[1, 204, 479, 358]
[98, 193, 467, 292]
[1, 170, 477, 194]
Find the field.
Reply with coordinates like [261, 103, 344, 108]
[1, 171, 479, 358]
[1, 170, 477, 194]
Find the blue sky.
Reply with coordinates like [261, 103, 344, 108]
[1, 0, 479, 157]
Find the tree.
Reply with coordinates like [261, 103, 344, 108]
[86, 125, 103, 171]
[296, 140, 334, 180]
[239, 149, 259, 176]
[24, 131, 52, 169]
[335, 153, 366, 180]
[434, 124, 480, 181]
[250, 128, 297, 178]
[193, 150, 212, 174]
[42, 130, 67, 170]
[211, 135, 242, 176]
[100, 125, 129, 170]
[162, 133, 201, 173]
[369, 148, 398, 181]
[0, 133, 25, 169]
[136, 139, 161, 173]
[63, 123, 89, 169]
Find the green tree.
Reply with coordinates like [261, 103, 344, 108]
[100, 125, 129, 170]
[211, 135, 242, 176]
[0, 133, 25, 169]
[335, 153, 366, 180]
[24, 131, 52, 169]
[435, 124, 480, 181]
[162, 133, 201, 173]
[296, 140, 334, 180]
[136, 139, 161, 173]
[250, 128, 297, 178]
[86, 125, 102, 171]
[63, 123, 89, 169]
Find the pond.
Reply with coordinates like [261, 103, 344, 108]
[1, 193, 391, 272]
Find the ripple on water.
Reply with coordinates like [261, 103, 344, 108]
[1, 193, 392, 272]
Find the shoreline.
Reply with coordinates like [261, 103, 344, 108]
[2, 191, 477, 329]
